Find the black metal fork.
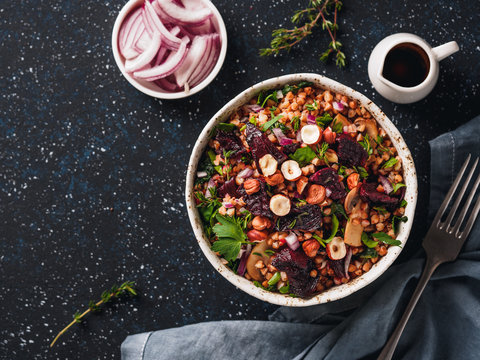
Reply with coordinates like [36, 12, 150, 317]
[378, 154, 480, 360]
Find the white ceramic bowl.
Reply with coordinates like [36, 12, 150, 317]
[111, 0, 227, 99]
[186, 73, 418, 306]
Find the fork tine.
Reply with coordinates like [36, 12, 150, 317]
[456, 173, 480, 239]
[445, 157, 479, 229]
[433, 154, 471, 227]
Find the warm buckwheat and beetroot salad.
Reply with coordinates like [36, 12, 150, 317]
[194, 82, 408, 298]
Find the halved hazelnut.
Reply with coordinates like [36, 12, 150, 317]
[281, 160, 302, 181]
[323, 127, 337, 144]
[326, 237, 347, 260]
[301, 125, 322, 145]
[258, 154, 278, 177]
[306, 184, 326, 205]
[296, 176, 309, 194]
[269, 194, 291, 216]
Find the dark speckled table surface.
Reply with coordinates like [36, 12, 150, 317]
[0, 0, 479, 358]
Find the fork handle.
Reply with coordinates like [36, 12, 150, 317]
[377, 257, 440, 360]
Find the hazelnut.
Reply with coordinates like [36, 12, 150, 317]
[296, 176, 309, 194]
[247, 229, 268, 241]
[347, 173, 360, 189]
[325, 149, 338, 163]
[306, 184, 326, 204]
[244, 179, 260, 195]
[252, 216, 271, 231]
[265, 171, 284, 186]
[323, 127, 337, 144]
[269, 194, 291, 216]
[258, 154, 278, 176]
[302, 239, 320, 258]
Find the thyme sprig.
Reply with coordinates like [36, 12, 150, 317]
[50, 281, 137, 348]
[260, 0, 346, 68]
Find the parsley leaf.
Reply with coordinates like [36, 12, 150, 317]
[316, 113, 333, 128]
[372, 232, 402, 247]
[361, 232, 378, 248]
[211, 214, 250, 261]
[289, 146, 317, 167]
[382, 157, 398, 169]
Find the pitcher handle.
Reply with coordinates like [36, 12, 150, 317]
[432, 41, 459, 61]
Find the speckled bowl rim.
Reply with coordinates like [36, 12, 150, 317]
[185, 73, 418, 307]
[111, 0, 227, 99]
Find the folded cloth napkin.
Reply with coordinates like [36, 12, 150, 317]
[122, 116, 480, 360]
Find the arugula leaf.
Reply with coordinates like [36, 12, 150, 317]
[331, 119, 343, 134]
[391, 182, 406, 194]
[382, 157, 398, 169]
[361, 232, 378, 248]
[305, 100, 319, 111]
[263, 114, 283, 131]
[216, 123, 236, 132]
[331, 202, 348, 220]
[372, 232, 402, 247]
[211, 214, 249, 261]
[289, 146, 317, 167]
[359, 247, 378, 259]
[392, 215, 408, 233]
[316, 113, 334, 128]
[313, 214, 339, 247]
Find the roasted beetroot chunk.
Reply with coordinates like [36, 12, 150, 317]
[276, 203, 322, 232]
[218, 178, 238, 198]
[245, 124, 287, 168]
[360, 182, 399, 209]
[271, 248, 319, 297]
[238, 179, 273, 218]
[309, 167, 347, 200]
[282, 142, 300, 155]
[215, 130, 247, 160]
[337, 134, 368, 167]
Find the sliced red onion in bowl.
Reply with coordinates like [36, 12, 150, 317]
[379, 175, 394, 194]
[333, 101, 344, 111]
[285, 232, 299, 251]
[272, 128, 293, 146]
[144, 0, 182, 50]
[307, 114, 316, 124]
[155, 0, 213, 26]
[174, 35, 208, 88]
[237, 168, 254, 179]
[125, 32, 162, 72]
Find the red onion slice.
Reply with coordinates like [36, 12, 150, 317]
[189, 34, 219, 86]
[135, 29, 152, 52]
[186, 34, 213, 86]
[133, 37, 189, 81]
[237, 168, 253, 179]
[237, 244, 252, 276]
[125, 32, 162, 72]
[155, 0, 213, 26]
[243, 104, 263, 113]
[272, 128, 294, 146]
[174, 35, 208, 88]
[285, 232, 299, 251]
[307, 114, 316, 124]
[121, 9, 145, 59]
[333, 101, 344, 111]
[144, 0, 182, 50]
[205, 178, 216, 199]
[120, 7, 142, 50]
[155, 77, 179, 92]
[379, 175, 393, 194]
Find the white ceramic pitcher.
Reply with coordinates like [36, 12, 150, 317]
[368, 33, 459, 104]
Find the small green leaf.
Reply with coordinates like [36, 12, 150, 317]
[263, 114, 283, 131]
[279, 283, 290, 293]
[361, 232, 378, 248]
[268, 272, 281, 286]
[316, 113, 334, 127]
[359, 248, 378, 259]
[264, 249, 275, 256]
[216, 123, 236, 132]
[373, 206, 388, 215]
[289, 146, 317, 167]
[382, 157, 398, 169]
[400, 199, 408, 208]
[372, 232, 402, 247]
[391, 182, 406, 194]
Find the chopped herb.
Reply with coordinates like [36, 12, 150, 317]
[240, 124, 247, 131]
[195, 156, 216, 185]
[337, 165, 347, 176]
[376, 135, 383, 144]
[313, 214, 338, 246]
[279, 283, 290, 294]
[316, 112, 334, 128]
[359, 247, 378, 259]
[291, 116, 300, 132]
[400, 199, 408, 208]
[361, 232, 378, 248]
[211, 214, 251, 262]
[258, 89, 278, 108]
[268, 272, 281, 286]
[253, 280, 275, 292]
[392, 215, 408, 233]
[264, 249, 276, 256]
[359, 134, 373, 156]
[372, 232, 402, 247]
[375, 135, 391, 154]
[208, 150, 223, 175]
[249, 116, 257, 125]
[305, 100, 319, 111]
[331, 202, 348, 220]
[354, 166, 369, 180]
[373, 206, 388, 215]
[316, 142, 329, 164]
[289, 146, 317, 167]
[216, 123, 236, 132]
[282, 82, 314, 95]
[288, 218, 297, 229]
[312, 234, 326, 248]
[263, 114, 284, 131]
[382, 157, 398, 169]
[253, 252, 262, 257]
[391, 182, 406, 194]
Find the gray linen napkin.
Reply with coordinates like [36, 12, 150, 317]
[122, 116, 480, 360]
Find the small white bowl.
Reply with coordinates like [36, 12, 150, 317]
[111, 0, 227, 99]
[186, 73, 418, 307]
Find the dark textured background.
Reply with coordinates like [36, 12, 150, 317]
[0, 0, 478, 358]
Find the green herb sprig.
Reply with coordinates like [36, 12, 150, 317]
[260, 0, 346, 68]
[50, 281, 137, 348]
